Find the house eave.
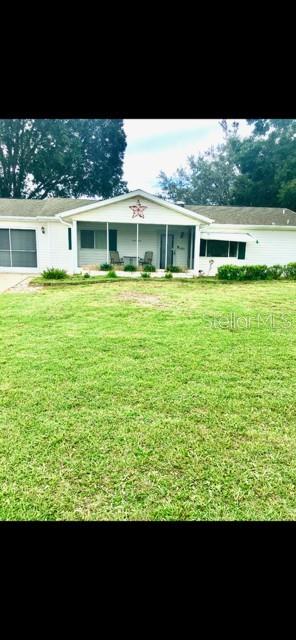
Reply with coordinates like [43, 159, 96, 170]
[57, 189, 214, 224]
[201, 223, 296, 231]
[0, 216, 56, 222]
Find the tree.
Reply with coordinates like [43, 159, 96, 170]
[158, 121, 240, 205]
[0, 119, 127, 199]
[233, 119, 296, 207]
[158, 119, 296, 210]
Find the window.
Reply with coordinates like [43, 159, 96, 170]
[68, 228, 72, 250]
[0, 229, 10, 266]
[80, 230, 95, 249]
[0, 229, 37, 267]
[207, 240, 229, 257]
[80, 229, 117, 251]
[229, 241, 238, 257]
[95, 230, 107, 249]
[199, 238, 246, 259]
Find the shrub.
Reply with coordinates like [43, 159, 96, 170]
[140, 271, 151, 278]
[218, 263, 281, 281]
[143, 264, 156, 272]
[242, 265, 269, 280]
[83, 273, 91, 278]
[267, 264, 284, 280]
[42, 268, 67, 280]
[165, 265, 182, 273]
[100, 263, 113, 271]
[106, 270, 117, 278]
[217, 265, 241, 280]
[124, 264, 137, 272]
[165, 271, 173, 279]
[285, 262, 296, 279]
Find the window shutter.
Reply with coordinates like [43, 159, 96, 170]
[109, 230, 117, 251]
[238, 242, 246, 259]
[200, 239, 206, 256]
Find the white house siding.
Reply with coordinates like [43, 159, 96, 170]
[245, 229, 296, 265]
[71, 196, 199, 226]
[0, 219, 72, 273]
[199, 227, 296, 275]
[77, 222, 191, 269]
[47, 221, 73, 272]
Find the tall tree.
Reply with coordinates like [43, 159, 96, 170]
[158, 119, 296, 210]
[158, 121, 239, 205]
[0, 119, 127, 199]
[233, 119, 296, 207]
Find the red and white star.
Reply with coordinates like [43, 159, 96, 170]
[129, 199, 147, 219]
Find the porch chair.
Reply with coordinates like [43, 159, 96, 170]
[139, 251, 153, 266]
[110, 250, 124, 266]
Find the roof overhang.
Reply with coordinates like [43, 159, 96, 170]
[0, 216, 57, 222]
[56, 189, 214, 225]
[201, 231, 257, 242]
[202, 223, 296, 231]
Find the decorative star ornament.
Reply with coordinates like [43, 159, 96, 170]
[129, 199, 147, 219]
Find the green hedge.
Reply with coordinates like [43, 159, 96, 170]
[285, 262, 296, 279]
[217, 263, 296, 281]
[218, 264, 285, 280]
[267, 264, 285, 279]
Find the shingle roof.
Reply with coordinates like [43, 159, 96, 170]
[0, 197, 296, 227]
[186, 205, 296, 226]
[0, 198, 98, 217]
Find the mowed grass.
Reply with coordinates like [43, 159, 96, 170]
[1, 278, 296, 520]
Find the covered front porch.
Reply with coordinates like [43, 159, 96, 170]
[74, 221, 198, 272]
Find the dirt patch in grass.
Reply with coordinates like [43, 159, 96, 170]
[7, 278, 43, 294]
[119, 291, 166, 307]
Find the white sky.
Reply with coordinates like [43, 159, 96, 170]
[123, 119, 251, 193]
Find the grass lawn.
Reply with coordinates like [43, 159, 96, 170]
[1, 278, 296, 520]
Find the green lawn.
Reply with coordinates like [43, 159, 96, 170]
[1, 278, 296, 520]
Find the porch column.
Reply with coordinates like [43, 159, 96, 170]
[193, 225, 200, 275]
[191, 227, 194, 269]
[106, 222, 109, 263]
[136, 223, 139, 266]
[188, 226, 193, 269]
[165, 224, 168, 270]
[72, 220, 78, 273]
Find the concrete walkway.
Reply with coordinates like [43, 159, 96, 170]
[0, 273, 30, 293]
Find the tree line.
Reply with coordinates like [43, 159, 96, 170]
[1, 119, 295, 209]
[0, 119, 127, 199]
[158, 119, 296, 210]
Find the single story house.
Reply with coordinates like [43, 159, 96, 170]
[0, 188, 296, 276]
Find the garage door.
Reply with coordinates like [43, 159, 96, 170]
[0, 229, 37, 268]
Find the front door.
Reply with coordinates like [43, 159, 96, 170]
[160, 234, 174, 269]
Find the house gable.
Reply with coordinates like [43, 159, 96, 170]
[58, 190, 213, 226]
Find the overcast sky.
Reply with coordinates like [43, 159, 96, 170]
[123, 119, 251, 193]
